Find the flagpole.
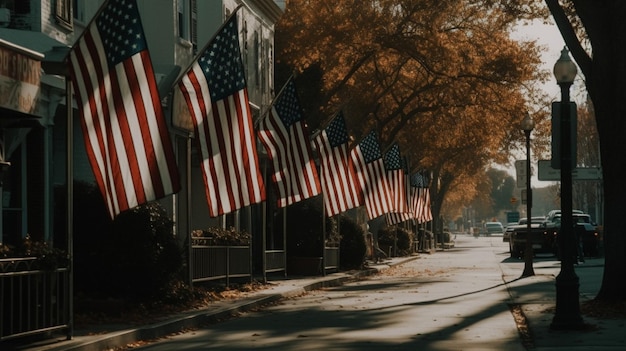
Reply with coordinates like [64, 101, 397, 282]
[282, 206, 287, 277]
[381, 141, 400, 156]
[169, 4, 244, 90]
[322, 193, 326, 276]
[262, 159, 267, 283]
[64, 0, 110, 58]
[253, 74, 295, 128]
[309, 104, 352, 141]
[65, 79, 74, 340]
[309, 113, 340, 142]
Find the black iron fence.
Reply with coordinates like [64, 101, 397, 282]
[324, 246, 339, 273]
[0, 258, 70, 341]
[190, 243, 252, 285]
[264, 249, 286, 273]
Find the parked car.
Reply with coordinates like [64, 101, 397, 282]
[544, 209, 583, 224]
[508, 223, 557, 258]
[518, 216, 547, 225]
[484, 222, 504, 236]
[504, 217, 545, 243]
[503, 223, 518, 242]
[550, 213, 603, 257]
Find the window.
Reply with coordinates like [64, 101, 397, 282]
[178, 0, 197, 50]
[55, 0, 72, 30]
[1, 0, 31, 30]
[253, 30, 259, 87]
[72, 0, 86, 23]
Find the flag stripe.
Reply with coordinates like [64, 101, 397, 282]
[258, 81, 320, 207]
[313, 114, 361, 216]
[68, 0, 180, 217]
[350, 131, 393, 219]
[178, 14, 264, 216]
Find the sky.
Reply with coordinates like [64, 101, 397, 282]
[506, 18, 568, 188]
[511, 19, 567, 101]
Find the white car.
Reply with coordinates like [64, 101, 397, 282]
[484, 222, 504, 236]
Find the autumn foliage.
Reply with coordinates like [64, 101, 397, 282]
[276, 0, 550, 226]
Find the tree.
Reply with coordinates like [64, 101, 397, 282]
[572, 100, 601, 218]
[488, 168, 517, 219]
[545, 0, 626, 301]
[276, 0, 550, 236]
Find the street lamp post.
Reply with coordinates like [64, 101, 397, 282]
[550, 47, 584, 330]
[521, 113, 535, 277]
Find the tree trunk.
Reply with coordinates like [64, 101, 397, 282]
[549, 0, 626, 300]
[589, 36, 626, 301]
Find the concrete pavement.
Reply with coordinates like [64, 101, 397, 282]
[6, 234, 622, 351]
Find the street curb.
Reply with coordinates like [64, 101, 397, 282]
[35, 256, 419, 351]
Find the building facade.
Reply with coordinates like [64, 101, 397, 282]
[0, 0, 282, 250]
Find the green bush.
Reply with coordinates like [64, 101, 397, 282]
[0, 235, 68, 270]
[108, 202, 183, 301]
[378, 226, 413, 256]
[338, 215, 366, 269]
[59, 181, 183, 301]
[58, 181, 113, 296]
[192, 227, 250, 246]
[282, 196, 337, 257]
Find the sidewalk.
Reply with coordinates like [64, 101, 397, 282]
[9, 257, 417, 351]
[8, 236, 626, 351]
[501, 254, 626, 351]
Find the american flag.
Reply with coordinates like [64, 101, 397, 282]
[410, 172, 425, 223]
[312, 112, 362, 216]
[385, 148, 411, 225]
[385, 144, 408, 213]
[258, 80, 321, 207]
[421, 171, 433, 222]
[178, 14, 265, 217]
[350, 131, 393, 220]
[423, 185, 433, 222]
[68, 0, 180, 218]
[410, 171, 432, 223]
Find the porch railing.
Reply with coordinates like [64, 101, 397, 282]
[324, 246, 339, 273]
[0, 258, 70, 341]
[264, 249, 286, 273]
[191, 245, 251, 285]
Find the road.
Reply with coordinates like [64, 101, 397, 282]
[131, 235, 598, 351]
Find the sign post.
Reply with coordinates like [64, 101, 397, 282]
[538, 160, 602, 181]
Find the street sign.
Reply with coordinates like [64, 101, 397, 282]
[507, 211, 520, 223]
[551, 102, 577, 169]
[538, 160, 602, 181]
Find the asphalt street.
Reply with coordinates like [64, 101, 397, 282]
[130, 235, 540, 351]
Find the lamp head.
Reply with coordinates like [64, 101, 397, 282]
[553, 46, 577, 84]
[520, 113, 535, 132]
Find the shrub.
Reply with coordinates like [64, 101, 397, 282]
[192, 227, 250, 246]
[0, 235, 68, 270]
[64, 181, 183, 302]
[107, 202, 183, 301]
[396, 227, 414, 255]
[378, 226, 413, 256]
[338, 215, 366, 269]
[281, 196, 338, 257]
[56, 181, 113, 295]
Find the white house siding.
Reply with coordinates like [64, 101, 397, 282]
[1, 0, 281, 248]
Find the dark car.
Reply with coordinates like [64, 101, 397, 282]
[504, 217, 545, 243]
[503, 224, 516, 242]
[551, 213, 603, 257]
[508, 223, 557, 258]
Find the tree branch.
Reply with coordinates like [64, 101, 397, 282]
[544, 0, 592, 76]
